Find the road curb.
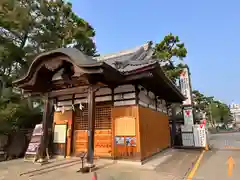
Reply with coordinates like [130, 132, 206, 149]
[187, 150, 205, 179]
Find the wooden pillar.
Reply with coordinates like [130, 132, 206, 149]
[155, 97, 158, 111]
[111, 87, 115, 159]
[39, 94, 50, 160]
[69, 94, 75, 156]
[111, 88, 114, 104]
[171, 103, 177, 147]
[87, 85, 96, 165]
[135, 85, 139, 105]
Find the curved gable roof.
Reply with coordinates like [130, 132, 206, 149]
[13, 48, 120, 86]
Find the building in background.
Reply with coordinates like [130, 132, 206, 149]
[229, 103, 240, 127]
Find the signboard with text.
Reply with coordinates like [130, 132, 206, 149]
[24, 124, 43, 161]
[183, 107, 194, 125]
[180, 68, 192, 106]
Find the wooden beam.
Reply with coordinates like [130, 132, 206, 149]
[125, 72, 153, 82]
[48, 86, 88, 98]
[111, 88, 114, 105]
[155, 95, 158, 111]
[171, 103, 177, 147]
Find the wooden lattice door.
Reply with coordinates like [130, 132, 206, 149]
[73, 103, 112, 157]
[73, 103, 88, 155]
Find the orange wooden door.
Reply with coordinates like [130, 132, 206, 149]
[73, 103, 88, 156]
[73, 103, 112, 157]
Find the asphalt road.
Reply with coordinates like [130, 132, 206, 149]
[194, 132, 240, 180]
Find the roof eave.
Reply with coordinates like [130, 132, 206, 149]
[154, 65, 185, 102]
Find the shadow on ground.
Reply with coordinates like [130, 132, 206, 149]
[0, 149, 201, 180]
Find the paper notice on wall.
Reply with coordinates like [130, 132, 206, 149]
[53, 124, 67, 143]
[115, 136, 125, 145]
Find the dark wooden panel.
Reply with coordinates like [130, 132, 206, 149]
[53, 143, 66, 156]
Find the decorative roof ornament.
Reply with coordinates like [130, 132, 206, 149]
[113, 61, 129, 69]
[112, 42, 154, 70]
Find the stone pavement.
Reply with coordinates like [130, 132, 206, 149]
[0, 149, 201, 180]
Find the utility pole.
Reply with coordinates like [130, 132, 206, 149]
[208, 102, 214, 127]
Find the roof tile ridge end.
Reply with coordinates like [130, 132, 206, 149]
[96, 41, 152, 61]
[128, 41, 153, 66]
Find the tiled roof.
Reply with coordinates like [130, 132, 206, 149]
[94, 42, 168, 73]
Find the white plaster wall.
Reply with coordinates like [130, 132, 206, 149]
[114, 85, 135, 93]
[114, 92, 135, 100]
[138, 85, 155, 110]
[55, 84, 168, 112]
[114, 100, 136, 106]
[138, 85, 167, 113]
[113, 85, 136, 106]
[95, 87, 112, 96]
[157, 99, 167, 113]
[55, 85, 136, 110]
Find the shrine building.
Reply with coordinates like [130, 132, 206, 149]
[14, 42, 185, 163]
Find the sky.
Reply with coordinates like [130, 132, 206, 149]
[70, 0, 240, 105]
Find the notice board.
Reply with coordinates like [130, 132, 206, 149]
[53, 124, 67, 143]
[24, 124, 43, 161]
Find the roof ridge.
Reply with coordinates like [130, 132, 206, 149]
[95, 41, 152, 61]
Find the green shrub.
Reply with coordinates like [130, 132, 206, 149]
[0, 99, 42, 135]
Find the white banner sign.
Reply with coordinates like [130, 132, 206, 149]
[182, 133, 194, 147]
[180, 68, 192, 106]
[183, 107, 194, 125]
[193, 125, 206, 147]
[181, 125, 193, 132]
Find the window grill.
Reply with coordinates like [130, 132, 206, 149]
[74, 103, 112, 130]
[95, 105, 112, 129]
